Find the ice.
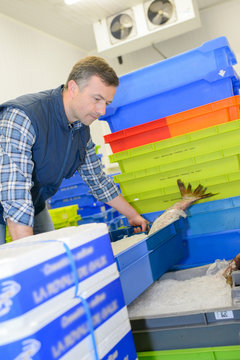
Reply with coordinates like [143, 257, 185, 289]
[128, 261, 232, 318]
[111, 233, 147, 255]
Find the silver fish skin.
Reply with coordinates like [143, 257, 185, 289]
[148, 179, 216, 236]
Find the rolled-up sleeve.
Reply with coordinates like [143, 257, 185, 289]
[0, 108, 36, 226]
[78, 138, 120, 203]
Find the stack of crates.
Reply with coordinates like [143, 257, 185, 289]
[48, 159, 123, 230]
[101, 36, 240, 220]
[100, 37, 240, 356]
[48, 171, 106, 215]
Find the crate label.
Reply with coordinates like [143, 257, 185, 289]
[214, 310, 234, 320]
[0, 233, 115, 322]
[0, 278, 126, 359]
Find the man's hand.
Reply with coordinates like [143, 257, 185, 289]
[106, 194, 149, 233]
[128, 214, 149, 233]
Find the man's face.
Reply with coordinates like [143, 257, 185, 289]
[68, 75, 117, 126]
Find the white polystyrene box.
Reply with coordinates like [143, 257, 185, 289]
[0, 224, 118, 322]
[63, 315, 137, 360]
[0, 268, 130, 359]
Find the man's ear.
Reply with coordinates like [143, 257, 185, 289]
[68, 80, 78, 98]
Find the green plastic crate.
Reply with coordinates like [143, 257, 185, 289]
[126, 171, 240, 213]
[115, 153, 240, 196]
[110, 119, 240, 174]
[137, 346, 240, 360]
[49, 205, 81, 229]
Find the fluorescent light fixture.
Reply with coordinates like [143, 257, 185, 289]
[64, 0, 81, 5]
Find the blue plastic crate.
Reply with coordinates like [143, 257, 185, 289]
[110, 219, 184, 305]
[185, 207, 240, 236]
[187, 195, 240, 215]
[77, 203, 106, 216]
[79, 208, 119, 223]
[108, 216, 127, 231]
[142, 196, 240, 221]
[49, 194, 98, 209]
[141, 197, 240, 270]
[172, 228, 240, 271]
[50, 184, 90, 201]
[99, 37, 240, 132]
[79, 211, 127, 232]
[142, 196, 240, 236]
[60, 172, 86, 188]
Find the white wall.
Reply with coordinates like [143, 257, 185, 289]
[1, 0, 240, 173]
[0, 12, 87, 102]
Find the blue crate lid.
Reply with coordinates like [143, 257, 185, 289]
[100, 37, 237, 117]
[100, 69, 240, 132]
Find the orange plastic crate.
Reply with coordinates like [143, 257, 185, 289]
[104, 95, 240, 153]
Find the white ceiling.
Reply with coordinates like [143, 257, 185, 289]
[0, 0, 231, 53]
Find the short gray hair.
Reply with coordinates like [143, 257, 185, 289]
[64, 56, 119, 89]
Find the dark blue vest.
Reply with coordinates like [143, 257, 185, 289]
[0, 85, 90, 221]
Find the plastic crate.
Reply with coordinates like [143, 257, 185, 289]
[125, 172, 240, 213]
[99, 37, 240, 133]
[141, 205, 240, 268]
[143, 196, 240, 220]
[137, 346, 240, 360]
[142, 195, 240, 236]
[115, 153, 240, 196]
[110, 118, 240, 173]
[110, 219, 184, 305]
[48, 205, 81, 229]
[144, 207, 240, 237]
[58, 182, 89, 195]
[50, 183, 90, 201]
[49, 193, 98, 209]
[186, 207, 240, 236]
[105, 96, 240, 153]
[5, 226, 11, 243]
[130, 265, 240, 352]
[173, 228, 240, 270]
[77, 203, 107, 216]
[78, 208, 119, 224]
[108, 215, 130, 231]
[60, 171, 86, 188]
[79, 212, 128, 232]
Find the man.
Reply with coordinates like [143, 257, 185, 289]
[0, 56, 148, 243]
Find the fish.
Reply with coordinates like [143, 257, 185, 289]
[222, 252, 240, 286]
[148, 179, 216, 236]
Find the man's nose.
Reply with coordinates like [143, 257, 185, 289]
[96, 101, 106, 116]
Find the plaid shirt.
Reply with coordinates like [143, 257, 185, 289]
[0, 108, 120, 226]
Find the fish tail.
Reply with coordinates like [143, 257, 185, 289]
[177, 179, 217, 202]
